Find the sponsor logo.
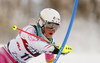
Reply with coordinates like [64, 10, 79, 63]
[16, 42, 21, 51]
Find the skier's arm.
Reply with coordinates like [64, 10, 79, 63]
[44, 44, 72, 63]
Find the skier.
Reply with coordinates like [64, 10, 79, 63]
[0, 8, 72, 63]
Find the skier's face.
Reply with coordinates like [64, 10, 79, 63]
[44, 27, 55, 38]
[44, 22, 60, 38]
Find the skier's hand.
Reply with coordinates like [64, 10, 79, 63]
[57, 44, 72, 55]
[52, 44, 72, 55]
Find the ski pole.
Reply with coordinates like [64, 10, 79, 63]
[53, 0, 79, 63]
[13, 25, 47, 42]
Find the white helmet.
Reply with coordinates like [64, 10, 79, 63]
[38, 8, 61, 27]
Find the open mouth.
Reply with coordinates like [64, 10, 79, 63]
[49, 33, 53, 35]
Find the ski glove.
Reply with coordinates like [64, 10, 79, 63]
[52, 44, 72, 55]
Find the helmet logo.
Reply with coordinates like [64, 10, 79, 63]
[53, 17, 60, 23]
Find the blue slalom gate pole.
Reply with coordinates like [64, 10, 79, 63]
[53, 0, 79, 63]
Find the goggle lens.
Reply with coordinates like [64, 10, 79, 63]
[45, 22, 60, 31]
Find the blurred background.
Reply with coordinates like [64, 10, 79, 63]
[0, 0, 100, 63]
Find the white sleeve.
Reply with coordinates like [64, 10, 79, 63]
[20, 25, 55, 53]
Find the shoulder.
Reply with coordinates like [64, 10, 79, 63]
[22, 25, 37, 31]
[22, 25, 37, 34]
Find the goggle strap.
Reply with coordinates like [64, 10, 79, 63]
[39, 15, 46, 24]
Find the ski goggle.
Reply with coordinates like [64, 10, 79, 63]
[45, 22, 60, 31]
